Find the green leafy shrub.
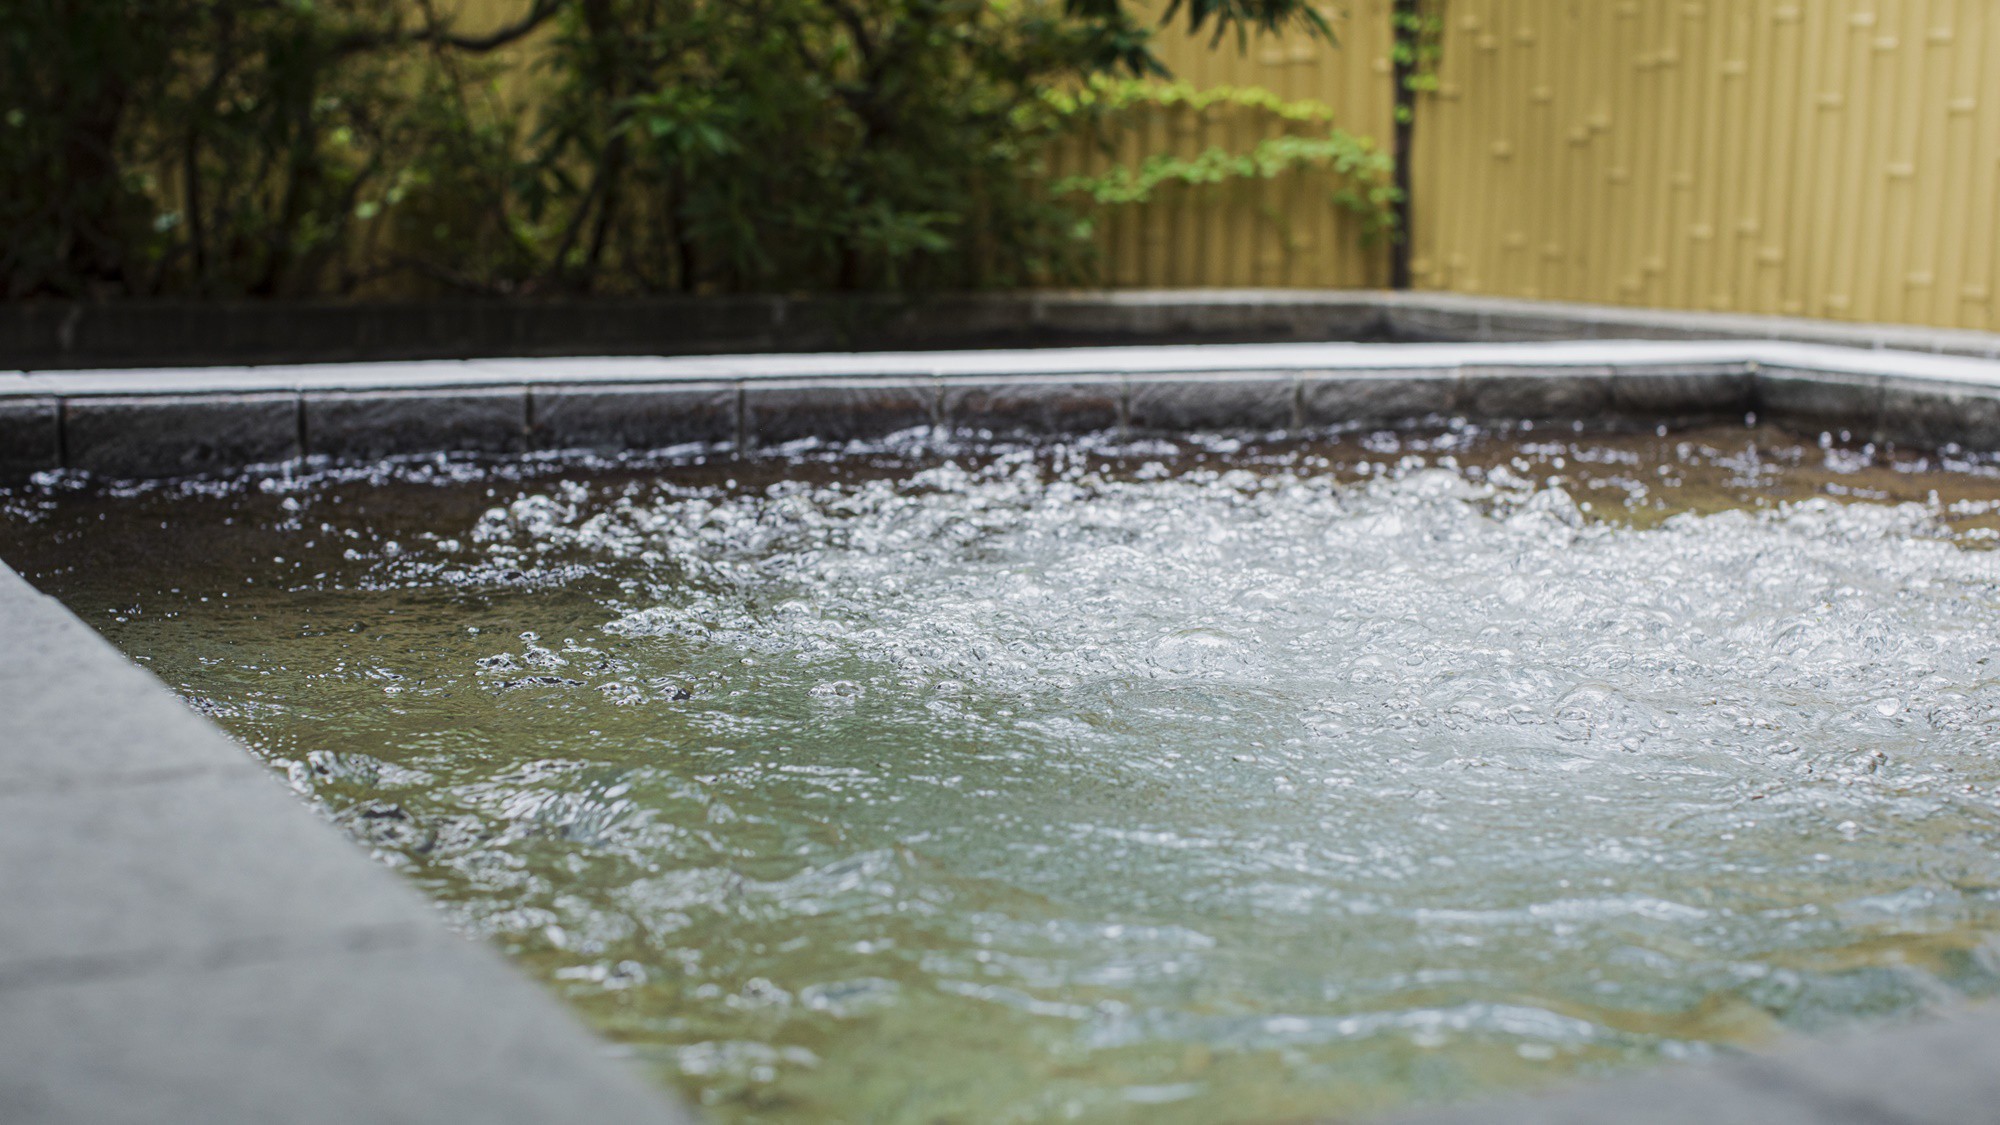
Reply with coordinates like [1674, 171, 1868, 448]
[0, 0, 1375, 298]
[0, 0, 555, 298]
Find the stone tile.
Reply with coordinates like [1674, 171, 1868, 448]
[303, 388, 528, 460]
[941, 376, 1124, 438]
[1611, 363, 1756, 418]
[0, 396, 60, 478]
[1754, 366, 1885, 437]
[742, 378, 938, 447]
[531, 382, 739, 453]
[1125, 373, 1297, 433]
[1299, 368, 1459, 427]
[1875, 378, 2000, 451]
[63, 394, 299, 479]
[0, 768, 437, 977]
[1459, 365, 1615, 420]
[0, 943, 688, 1125]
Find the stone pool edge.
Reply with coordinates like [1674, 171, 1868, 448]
[0, 561, 696, 1125]
[8, 338, 2000, 1124]
[4, 338, 2000, 480]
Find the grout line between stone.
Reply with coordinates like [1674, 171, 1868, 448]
[733, 380, 747, 453]
[295, 390, 309, 458]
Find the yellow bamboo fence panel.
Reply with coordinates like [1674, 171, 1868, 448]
[1409, 0, 2000, 331]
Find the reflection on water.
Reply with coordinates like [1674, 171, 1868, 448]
[10, 422, 2000, 1123]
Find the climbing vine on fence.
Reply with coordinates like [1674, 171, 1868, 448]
[1043, 77, 1400, 244]
[1390, 1, 1445, 122]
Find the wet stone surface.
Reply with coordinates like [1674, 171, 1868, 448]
[9, 421, 2000, 1123]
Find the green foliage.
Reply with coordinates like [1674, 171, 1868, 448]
[1390, 0, 1444, 124]
[1045, 77, 1400, 243]
[0, 0, 1382, 299]
[0, 0, 555, 298]
[522, 0, 1092, 291]
[1, 0, 187, 296]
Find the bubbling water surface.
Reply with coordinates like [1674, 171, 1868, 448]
[11, 424, 2000, 1123]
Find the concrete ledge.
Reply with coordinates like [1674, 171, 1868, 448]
[0, 942, 680, 1125]
[0, 771, 435, 979]
[0, 564, 693, 1125]
[0, 603, 269, 792]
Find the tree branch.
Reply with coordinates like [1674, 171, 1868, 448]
[335, 0, 566, 57]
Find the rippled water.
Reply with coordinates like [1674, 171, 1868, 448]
[11, 423, 2000, 1123]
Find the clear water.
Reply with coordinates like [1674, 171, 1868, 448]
[10, 423, 2000, 1123]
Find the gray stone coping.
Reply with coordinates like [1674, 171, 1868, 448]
[3, 339, 1999, 480]
[0, 562, 695, 1125]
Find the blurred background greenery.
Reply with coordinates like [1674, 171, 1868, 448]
[0, 0, 1395, 299]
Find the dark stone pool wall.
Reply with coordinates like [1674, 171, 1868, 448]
[6, 290, 2000, 372]
[7, 293, 2000, 1124]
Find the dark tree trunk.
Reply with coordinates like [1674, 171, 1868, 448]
[1389, 0, 1417, 291]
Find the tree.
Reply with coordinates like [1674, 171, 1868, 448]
[0, 0, 1370, 298]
